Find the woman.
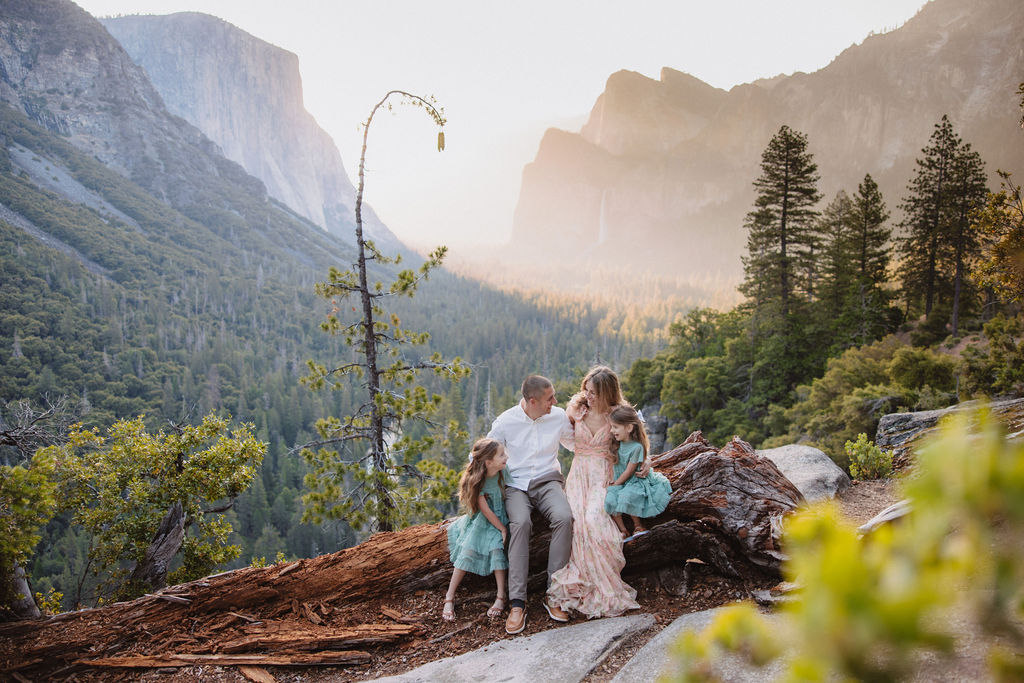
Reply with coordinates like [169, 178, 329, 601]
[546, 366, 639, 618]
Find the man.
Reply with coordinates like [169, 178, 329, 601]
[487, 375, 574, 634]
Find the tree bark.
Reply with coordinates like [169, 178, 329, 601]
[0, 431, 802, 679]
[9, 562, 41, 620]
[127, 501, 185, 593]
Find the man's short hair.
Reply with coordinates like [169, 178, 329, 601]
[522, 375, 553, 401]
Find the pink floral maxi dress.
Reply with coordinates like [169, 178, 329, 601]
[546, 413, 639, 618]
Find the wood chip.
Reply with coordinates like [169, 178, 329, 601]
[275, 562, 302, 578]
[145, 593, 191, 605]
[302, 603, 323, 625]
[428, 616, 484, 644]
[208, 613, 244, 631]
[229, 611, 261, 623]
[381, 606, 424, 625]
[238, 665, 277, 682]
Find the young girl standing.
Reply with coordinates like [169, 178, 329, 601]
[444, 438, 509, 621]
[605, 405, 672, 539]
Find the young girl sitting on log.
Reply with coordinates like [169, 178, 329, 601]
[605, 405, 672, 540]
[443, 437, 509, 621]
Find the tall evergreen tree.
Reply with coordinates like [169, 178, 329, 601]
[817, 190, 857, 317]
[846, 174, 895, 345]
[739, 125, 822, 407]
[898, 116, 958, 319]
[740, 125, 823, 317]
[851, 174, 892, 284]
[947, 144, 987, 335]
[897, 115, 987, 336]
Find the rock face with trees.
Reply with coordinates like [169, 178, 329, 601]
[0, 430, 802, 679]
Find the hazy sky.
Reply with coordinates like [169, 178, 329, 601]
[75, 0, 926, 251]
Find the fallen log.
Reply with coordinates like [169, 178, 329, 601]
[78, 651, 372, 668]
[0, 431, 802, 679]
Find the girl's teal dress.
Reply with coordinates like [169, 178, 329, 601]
[447, 473, 508, 575]
[604, 441, 672, 518]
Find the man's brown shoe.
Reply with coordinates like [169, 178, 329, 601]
[542, 598, 569, 622]
[505, 606, 526, 634]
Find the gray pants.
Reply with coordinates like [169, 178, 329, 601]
[505, 471, 573, 603]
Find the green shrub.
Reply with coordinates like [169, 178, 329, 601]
[844, 433, 894, 480]
[887, 346, 956, 392]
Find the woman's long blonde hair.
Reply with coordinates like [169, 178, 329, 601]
[609, 404, 649, 461]
[458, 438, 504, 514]
[581, 365, 626, 411]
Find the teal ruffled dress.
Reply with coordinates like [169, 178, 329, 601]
[604, 441, 672, 518]
[447, 473, 508, 576]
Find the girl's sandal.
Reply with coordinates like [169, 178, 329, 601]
[487, 597, 506, 618]
[442, 598, 456, 622]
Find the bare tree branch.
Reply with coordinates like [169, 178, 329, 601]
[0, 396, 78, 462]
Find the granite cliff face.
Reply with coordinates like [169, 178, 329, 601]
[101, 12, 395, 247]
[512, 0, 1024, 279]
[0, 0, 250, 209]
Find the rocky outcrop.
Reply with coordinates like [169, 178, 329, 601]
[757, 444, 852, 503]
[511, 0, 1024, 279]
[100, 12, 396, 247]
[640, 402, 668, 455]
[875, 397, 1024, 469]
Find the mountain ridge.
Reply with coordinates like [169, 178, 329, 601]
[511, 0, 1024, 280]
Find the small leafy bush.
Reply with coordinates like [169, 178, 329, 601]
[844, 433, 894, 480]
[34, 588, 63, 615]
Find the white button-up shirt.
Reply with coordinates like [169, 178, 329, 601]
[488, 401, 575, 491]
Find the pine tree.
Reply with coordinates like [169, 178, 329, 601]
[851, 174, 892, 284]
[817, 190, 857, 317]
[740, 125, 823, 317]
[740, 125, 822, 406]
[898, 116, 958, 319]
[843, 174, 895, 346]
[897, 115, 987, 336]
[946, 144, 987, 335]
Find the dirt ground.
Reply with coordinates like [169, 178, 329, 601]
[91, 479, 900, 683]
